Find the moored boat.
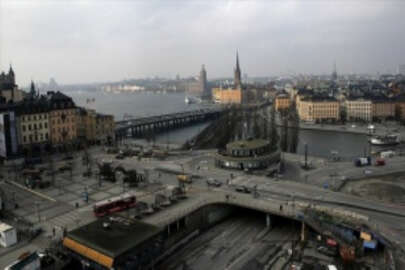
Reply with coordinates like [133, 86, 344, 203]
[369, 134, 399, 146]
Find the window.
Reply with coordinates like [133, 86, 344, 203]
[22, 125, 26, 132]
[28, 124, 32, 131]
[44, 123, 47, 128]
[34, 124, 37, 130]
[23, 136, 26, 143]
[45, 133, 48, 140]
[34, 115, 36, 121]
[39, 123, 42, 129]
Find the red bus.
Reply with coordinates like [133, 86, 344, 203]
[93, 193, 137, 217]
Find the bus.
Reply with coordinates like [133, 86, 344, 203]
[93, 193, 137, 217]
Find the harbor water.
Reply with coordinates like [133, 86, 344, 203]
[70, 91, 370, 158]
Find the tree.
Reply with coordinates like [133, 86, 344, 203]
[269, 105, 279, 151]
[286, 102, 300, 153]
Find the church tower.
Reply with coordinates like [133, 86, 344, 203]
[200, 65, 210, 100]
[234, 51, 242, 89]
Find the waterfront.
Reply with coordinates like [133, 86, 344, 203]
[71, 91, 373, 158]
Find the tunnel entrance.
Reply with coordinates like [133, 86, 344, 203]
[157, 205, 302, 270]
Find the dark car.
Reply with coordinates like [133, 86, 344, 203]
[116, 154, 125, 160]
[235, 186, 251, 193]
[207, 178, 222, 187]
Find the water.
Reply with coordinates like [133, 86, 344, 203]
[69, 90, 370, 158]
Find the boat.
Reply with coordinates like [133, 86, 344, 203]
[369, 134, 400, 146]
[185, 96, 201, 104]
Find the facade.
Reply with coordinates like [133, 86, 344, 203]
[345, 98, 372, 122]
[95, 113, 115, 144]
[77, 108, 114, 144]
[297, 96, 340, 122]
[16, 98, 50, 147]
[215, 139, 280, 170]
[275, 93, 291, 112]
[372, 98, 395, 120]
[212, 87, 242, 104]
[48, 91, 77, 145]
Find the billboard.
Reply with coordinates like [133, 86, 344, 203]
[0, 114, 6, 157]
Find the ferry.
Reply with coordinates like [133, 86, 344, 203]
[369, 134, 400, 146]
[185, 96, 201, 104]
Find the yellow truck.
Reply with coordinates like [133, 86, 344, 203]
[177, 174, 192, 184]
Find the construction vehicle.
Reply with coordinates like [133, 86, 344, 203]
[177, 174, 192, 184]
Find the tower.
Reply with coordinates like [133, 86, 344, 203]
[8, 64, 15, 85]
[331, 61, 337, 81]
[234, 51, 242, 89]
[200, 65, 210, 100]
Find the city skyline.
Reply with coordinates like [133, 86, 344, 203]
[0, 0, 405, 85]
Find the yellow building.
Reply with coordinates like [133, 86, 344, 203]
[297, 96, 340, 122]
[48, 91, 77, 144]
[212, 87, 242, 104]
[16, 98, 50, 147]
[76, 108, 114, 144]
[345, 98, 372, 122]
[275, 94, 291, 112]
[372, 99, 395, 120]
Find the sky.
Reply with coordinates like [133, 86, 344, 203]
[0, 0, 404, 85]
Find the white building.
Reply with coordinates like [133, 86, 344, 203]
[0, 222, 17, 247]
[345, 98, 372, 122]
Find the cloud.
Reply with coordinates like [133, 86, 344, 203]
[0, 0, 404, 85]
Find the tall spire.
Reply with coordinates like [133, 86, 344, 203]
[331, 60, 337, 81]
[234, 50, 242, 89]
[236, 50, 240, 73]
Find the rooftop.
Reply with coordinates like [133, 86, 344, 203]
[227, 139, 269, 150]
[66, 216, 162, 258]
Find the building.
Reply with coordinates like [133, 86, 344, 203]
[212, 87, 242, 104]
[48, 91, 77, 145]
[96, 113, 115, 144]
[371, 97, 395, 121]
[297, 95, 340, 122]
[0, 106, 19, 159]
[77, 108, 114, 145]
[275, 93, 291, 112]
[63, 216, 163, 269]
[200, 65, 211, 100]
[345, 98, 372, 122]
[15, 96, 50, 150]
[215, 138, 280, 170]
[0, 66, 24, 103]
[211, 52, 246, 104]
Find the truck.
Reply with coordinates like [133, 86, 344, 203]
[354, 157, 371, 167]
[177, 174, 192, 184]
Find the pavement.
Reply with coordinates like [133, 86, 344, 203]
[1, 146, 405, 268]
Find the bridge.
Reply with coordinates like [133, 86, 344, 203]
[114, 108, 223, 140]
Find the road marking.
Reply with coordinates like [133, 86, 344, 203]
[6, 180, 56, 202]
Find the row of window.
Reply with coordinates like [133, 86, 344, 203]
[22, 114, 47, 121]
[22, 122, 48, 131]
[23, 133, 49, 143]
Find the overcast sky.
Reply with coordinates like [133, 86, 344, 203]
[0, 0, 404, 85]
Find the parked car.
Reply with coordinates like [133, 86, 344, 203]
[235, 186, 251, 194]
[207, 178, 222, 187]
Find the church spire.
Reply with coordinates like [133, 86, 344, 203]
[234, 50, 242, 89]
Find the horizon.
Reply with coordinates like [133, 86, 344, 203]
[0, 0, 404, 86]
